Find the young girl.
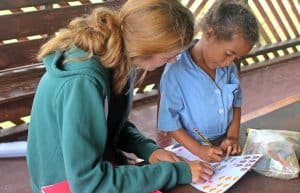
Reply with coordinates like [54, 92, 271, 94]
[158, 0, 259, 163]
[27, 1, 214, 193]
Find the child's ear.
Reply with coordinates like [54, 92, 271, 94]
[204, 27, 215, 40]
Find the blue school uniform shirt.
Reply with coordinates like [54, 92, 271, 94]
[158, 47, 242, 141]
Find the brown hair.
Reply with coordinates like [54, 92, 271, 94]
[38, 0, 194, 93]
[199, 0, 259, 45]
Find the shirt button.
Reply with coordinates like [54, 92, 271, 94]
[215, 89, 221, 95]
[219, 108, 224, 114]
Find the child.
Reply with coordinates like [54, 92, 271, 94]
[158, 0, 259, 163]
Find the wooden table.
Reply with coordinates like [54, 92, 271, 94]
[0, 157, 31, 193]
[1, 102, 300, 193]
[166, 101, 300, 193]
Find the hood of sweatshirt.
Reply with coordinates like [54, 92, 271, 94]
[42, 47, 110, 96]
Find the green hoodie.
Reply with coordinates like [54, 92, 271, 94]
[27, 47, 191, 193]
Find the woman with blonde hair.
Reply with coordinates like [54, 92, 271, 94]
[27, 0, 213, 193]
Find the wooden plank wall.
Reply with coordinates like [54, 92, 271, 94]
[182, 0, 300, 71]
[0, 0, 125, 141]
[135, 0, 300, 100]
[0, 0, 123, 70]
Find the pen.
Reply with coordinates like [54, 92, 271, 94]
[224, 145, 232, 161]
[193, 128, 213, 147]
[225, 153, 230, 161]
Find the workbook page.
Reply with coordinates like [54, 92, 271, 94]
[172, 146, 262, 193]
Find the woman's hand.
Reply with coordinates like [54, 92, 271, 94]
[148, 149, 182, 163]
[220, 137, 241, 156]
[187, 160, 214, 183]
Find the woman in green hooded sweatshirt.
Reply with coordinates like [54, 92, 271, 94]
[27, 1, 213, 193]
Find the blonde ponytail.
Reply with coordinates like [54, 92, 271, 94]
[38, 7, 129, 93]
[38, 0, 194, 93]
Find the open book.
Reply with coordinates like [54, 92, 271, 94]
[171, 146, 262, 193]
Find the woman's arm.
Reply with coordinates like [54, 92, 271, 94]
[117, 121, 160, 160]
[59, 78, 192, 193]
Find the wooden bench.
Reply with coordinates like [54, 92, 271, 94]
[0, 0, 166, 142]
[0, 0, 126, 142]
[240, 37, 300, 72]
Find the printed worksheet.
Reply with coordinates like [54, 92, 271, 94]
[172, 146, 262, 193]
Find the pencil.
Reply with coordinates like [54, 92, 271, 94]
[193, 128, 213, 147]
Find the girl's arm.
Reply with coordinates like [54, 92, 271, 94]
[168, 128, 224, 162]
[220, 107, 242, 155]
[227, 107, 241, 139]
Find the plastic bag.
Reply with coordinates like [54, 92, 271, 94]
[242, 128, 300, 179]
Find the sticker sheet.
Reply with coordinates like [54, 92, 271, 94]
[172, 146, 262, 193]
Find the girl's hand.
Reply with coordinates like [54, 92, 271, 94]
[148, 149, 182, 163]
[186, 160, 214, 183]
[196, 145, 224, 163]
[220, 137, 241, 156]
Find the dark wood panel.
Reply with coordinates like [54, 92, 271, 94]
[0, 66, 45, 104]
[133, 90, 159, 108]
[0, 96, 33, 122]
[277, 0, 299, 37]
[194, 0, 207, 16]
[0, 39, 46, 69]
[288, 0, 300, 25]
[0, 0, 75, 10]
[241, 52, 300, 72]
[0, 0, 126, 142]
[135, 66, 164, 92]
[186, 0, 195, 8]
[0, 123, 29, 142]
[250, 1, 273, 50]
[254, 0, 281, 42]
[258, 24, 273, 46]
[267, 1, 291, 40]
[243, 37, 300, 59]
[0, 0, 124, 40]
